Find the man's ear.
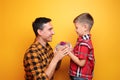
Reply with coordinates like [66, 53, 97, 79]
[37, 29, 43, 36]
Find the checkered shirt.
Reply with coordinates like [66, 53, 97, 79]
[23, 41, 54, 80]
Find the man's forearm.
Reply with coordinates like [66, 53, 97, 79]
[55, 60, 62, 70]
[45, 45, 69, 79]
[45, 57, 59, 79]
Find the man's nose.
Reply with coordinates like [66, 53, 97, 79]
[76, 30, 78, 33]
[52, 30, 55, 35]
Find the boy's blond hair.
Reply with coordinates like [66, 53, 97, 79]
[73, 13, 94, 30]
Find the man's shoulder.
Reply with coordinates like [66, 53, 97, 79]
[25, 43, 41, 54]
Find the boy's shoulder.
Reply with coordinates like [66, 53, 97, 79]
[79, 40, 93, 49]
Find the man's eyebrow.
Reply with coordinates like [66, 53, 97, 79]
[49, 27, 53, 30]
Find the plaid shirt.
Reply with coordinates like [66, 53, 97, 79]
[69, 34, 95, 80]
[23, 41, 54, 80]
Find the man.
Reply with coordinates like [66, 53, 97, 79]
[23, 17, 69, 80]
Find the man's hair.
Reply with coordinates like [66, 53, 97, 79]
[73, 13, 94, 30]
[32, 17, 51, 36]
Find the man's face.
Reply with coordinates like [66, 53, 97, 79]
[39, 22, 54, 42]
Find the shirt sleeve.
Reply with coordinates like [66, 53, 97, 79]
[78, 45, 89, 60]
[25, 52, 49, 80]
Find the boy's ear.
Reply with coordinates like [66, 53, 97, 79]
[84, 24, 87, 28]
[37, 29, 43, 36]
[83, 23, 89, 30]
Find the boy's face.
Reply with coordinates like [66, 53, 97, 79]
[74, 22, 85, 36]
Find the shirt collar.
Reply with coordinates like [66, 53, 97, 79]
[77, 34, 91, 42]
[34, 40, 49, 48]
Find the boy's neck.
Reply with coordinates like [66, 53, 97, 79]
[80, 32, 90, 37]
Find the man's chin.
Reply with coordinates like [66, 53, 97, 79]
[46, 37, 52, 42]
[48, 40, 52, 42]
[47, 39, 52, 42]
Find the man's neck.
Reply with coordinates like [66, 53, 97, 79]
[35, 36, 47, 47]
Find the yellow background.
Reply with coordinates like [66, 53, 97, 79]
[0, 0, 120, 80]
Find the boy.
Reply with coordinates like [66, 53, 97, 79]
[68, 13, 95, 80]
